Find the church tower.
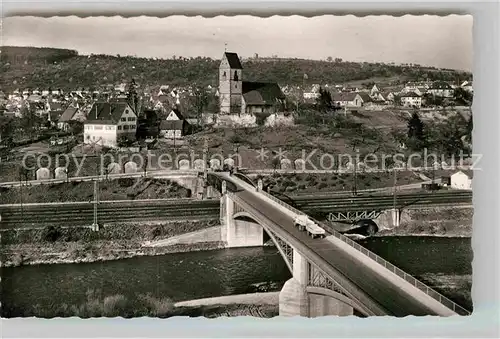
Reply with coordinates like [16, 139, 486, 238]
[219, 52, 243, 114]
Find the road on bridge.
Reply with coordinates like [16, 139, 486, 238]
[225, 177, 459, 316]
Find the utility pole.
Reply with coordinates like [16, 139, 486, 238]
[352, 147, 358, 196]
[92, 179, 99, 231]
[393, 167, 398, 211]
[202, 138, 208, 199]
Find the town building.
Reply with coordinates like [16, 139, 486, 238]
[218, 52, 286, 115]
[332, 92, 363, 108]
[400, 92, 422, 108]
[159, 108, 189, 139]
[428, 81, 454, 98]
[83, 101, 137, 148]
[450, 170, 473, 190]
[58, 106, 80, 131]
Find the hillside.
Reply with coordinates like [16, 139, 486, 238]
[0, 46, 472, 91]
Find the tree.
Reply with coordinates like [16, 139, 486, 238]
[326, 56, 333, 62]
[127, 79, 139, 114]
[189, 86, 209, 127]
[315, 87, 336, 118]
[465, 113, 473, 144]
[453, 87, 473, 106]
[407, 112, 425, 150]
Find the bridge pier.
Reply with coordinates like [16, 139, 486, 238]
[220, 188, 264, 248]
[376, 208, 401, 229]
[279, 248, 354, 317]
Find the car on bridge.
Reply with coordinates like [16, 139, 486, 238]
[294, 215, 326, 239]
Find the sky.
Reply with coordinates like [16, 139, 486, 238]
[2, 15, 473, 71]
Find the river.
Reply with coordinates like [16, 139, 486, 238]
[1, 236, 472, 317]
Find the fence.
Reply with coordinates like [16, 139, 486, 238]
[239, 178, 471, 316]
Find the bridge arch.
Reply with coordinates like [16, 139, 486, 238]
[233, 214, 271, 244]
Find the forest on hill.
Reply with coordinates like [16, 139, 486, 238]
[0, 46, 472, 91]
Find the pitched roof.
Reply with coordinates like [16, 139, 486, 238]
[160, 120, 184, 130]
[242, 82, 285, 105]
[85, 102, 130, 124]
[430, 81, 452, 90]
[452, 169, 473, 179]
[223, 52, 243, 69]
[169, 109, 184, 120]
[357, 92, 372, 103]
[59, 107, 78, 122]
[332, 92, 359, 102]
[400, 91, 420, 98]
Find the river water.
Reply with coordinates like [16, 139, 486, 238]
[1, 236, 472, 317]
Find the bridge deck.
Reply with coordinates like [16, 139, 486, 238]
[219, 173, 459, 316]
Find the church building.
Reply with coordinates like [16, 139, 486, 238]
[218, 52, 286, 115]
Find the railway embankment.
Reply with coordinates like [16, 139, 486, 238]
[376, 205, 473, 237]
[0, 219, 223, 267]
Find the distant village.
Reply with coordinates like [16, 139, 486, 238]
[0, 51, 473, 151]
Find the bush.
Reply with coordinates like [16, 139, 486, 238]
[118, 178, 135, 187]
[318, 182, 328, 189]
[43, 225, 62, 242]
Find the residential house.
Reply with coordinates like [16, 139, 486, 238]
[399, 92, 422, 108]
[370, 84, 380, 97]
[84, 102, 137, 148]
[241, 82, 286, 114]
[380, 91, 396, 103]
[218, 52, 286, 115]
[159, 109, 185, 138]
[47, 103, 66, 126]
[58, 106, 79, 131]
[428, 81, 454, 98]
[303, 84, 321, 99]
[332, 92, 363, 108]
[356, 92, 381, 109]
[450, 170, 473, 190]
[160, 120, 187, 139]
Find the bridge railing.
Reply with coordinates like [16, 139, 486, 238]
[256, 188, 471, 316]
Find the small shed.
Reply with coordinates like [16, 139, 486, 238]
[450, 170, 473, 190]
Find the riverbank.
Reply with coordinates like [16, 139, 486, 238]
[0, 219, 222, 267]
[2, 287, 279, 318]
[377, 205, 473, 237]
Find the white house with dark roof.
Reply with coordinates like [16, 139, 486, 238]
[218, 51, 286, 115]
[160, 109, 188, 139]
[332, 92, 363, 108]
[428, 81, 454, 98]
[58, 106, 79, 131]
[400, 92, 422, 108]
[84, 101, 137, 148]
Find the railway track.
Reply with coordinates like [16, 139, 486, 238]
[0, 200, 221, 228]
[0, 191, 472, 229]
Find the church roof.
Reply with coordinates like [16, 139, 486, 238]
[224, 52, 243, 69]
[242, 82, 285, 105]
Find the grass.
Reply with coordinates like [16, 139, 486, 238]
[0, 177, 190, 204]
[1, 219, 220, 245]
[5, 288, 279, 318]
[258, 171, 422, 194]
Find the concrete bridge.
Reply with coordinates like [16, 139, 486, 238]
[209, 172, 470, 317]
